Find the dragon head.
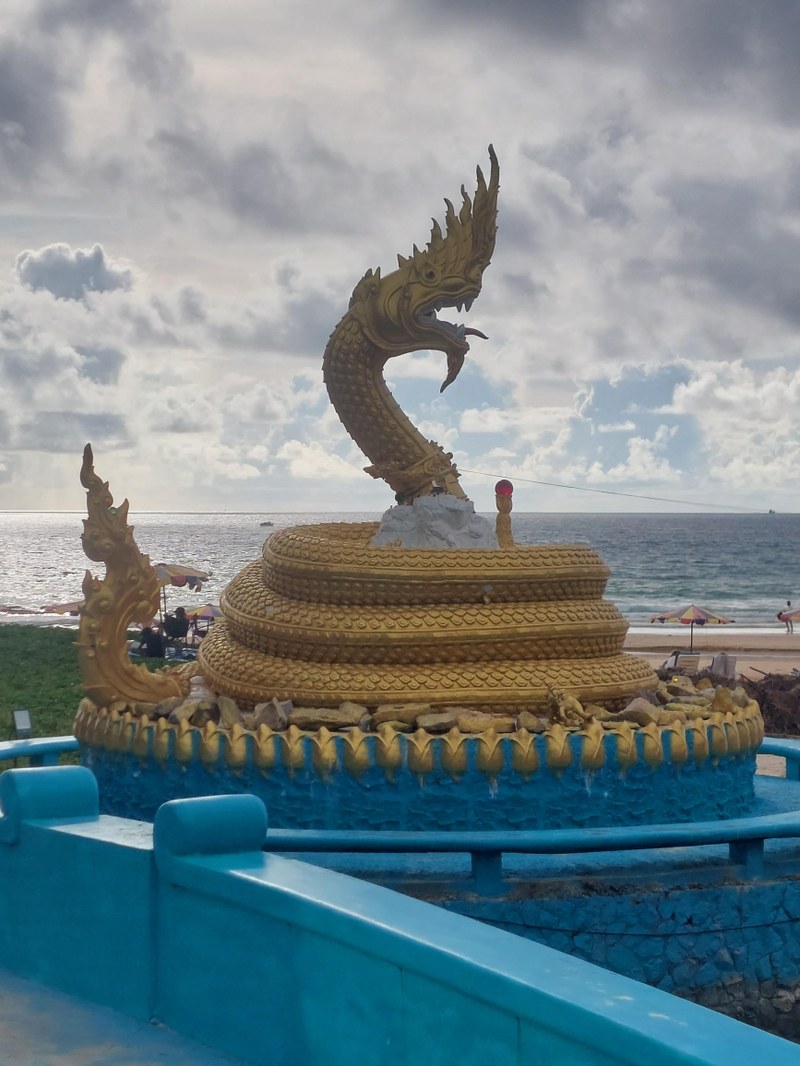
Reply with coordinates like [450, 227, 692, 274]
[349, 146, 499, 392]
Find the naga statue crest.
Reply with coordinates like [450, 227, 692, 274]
[323, 146, 499, 502]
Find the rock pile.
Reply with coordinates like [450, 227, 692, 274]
[77, 669, 756, 736]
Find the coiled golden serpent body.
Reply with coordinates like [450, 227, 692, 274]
[199, 523, 655, 712]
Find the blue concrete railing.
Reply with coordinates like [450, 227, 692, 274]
[265, 811, 799, 890]
[0, 764, 796, 1063]
[262, 738, 800, 890]
[760, 737, 800, 780]
[3, 735, 799, 890]
[0, 735, 79, 767]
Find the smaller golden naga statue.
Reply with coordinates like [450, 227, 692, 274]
[77, 444, 188, 708]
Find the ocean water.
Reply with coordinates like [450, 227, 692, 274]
[0, 510, 797, 629]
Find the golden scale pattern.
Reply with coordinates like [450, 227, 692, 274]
[200, 516, 655, 711]
[222, 561, 629, 664]
[73, 699, 765, 779]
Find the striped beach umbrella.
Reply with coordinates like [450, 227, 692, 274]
[650, 604, 734, 651]
[182, 603, 222, 621]
[41, 600, 84, 616]
[153, 562, 210, 617]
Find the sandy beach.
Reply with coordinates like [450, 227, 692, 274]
[625, 628, 800, 678]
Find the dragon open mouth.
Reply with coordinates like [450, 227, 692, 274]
[417, 303, 489, 393]
[418, 304, 488, 343]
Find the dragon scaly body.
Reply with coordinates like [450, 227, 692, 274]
[323, 147, 499, 502]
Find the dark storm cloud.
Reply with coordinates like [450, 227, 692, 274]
[411, 0, 800, 124]
[16, 411, 129, 452]
[15, 243, 132, 300]
[0, 38, 69, 181]
[410, 0, 594, 42]
[35, 0, 186, 94]
[630, 2, 800, 120]
[152, 126, 358, 234]
[75, 345, 126, 385]
[660, 176, 800, 326]
[211, 287, 343, 357]
[1, 347, 73, 394]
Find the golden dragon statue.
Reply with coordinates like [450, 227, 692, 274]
[75, 145, 657, 720]
[323, 146, 499, 501]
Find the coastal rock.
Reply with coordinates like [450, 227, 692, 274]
[339, 700, 369, 719]
[372, 703, 431, 726]
[376, 720, 414, 733]
[619, 698, 663, 727]
[712, 687, 735, 716]
[653, 681, 671, 705]
[456, 711, 516, 733]
[289, 705, 367, 730]
[584, 702, 617, 721]
[191, 701, 217, 728]
[250, 698, 290, 731]
[218, 696, 243, 727]
[416, 711, 460, 733]
[666, 677, 697, 698]
[154, 696, 184, 719]
[169, 699, 203, 724]
[189, 675, 216, 701]
[518, 711, 549, 733]
[371, 494, 498, 549]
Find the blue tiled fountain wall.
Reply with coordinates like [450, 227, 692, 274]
[79, 729, 757, 829]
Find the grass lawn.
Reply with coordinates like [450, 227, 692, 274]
[0, 626, 85, 739]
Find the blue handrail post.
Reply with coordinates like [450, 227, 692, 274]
[785, 754, 800, 782]
[471, 850, 504, 895]
[729, 838, 765, 878]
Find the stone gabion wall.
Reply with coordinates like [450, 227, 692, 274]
[438, 875, 800, 1042]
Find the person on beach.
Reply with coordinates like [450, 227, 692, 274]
[163, 606, 190, 642]
[136, 625, 165, 657]
[778, 600, 794, 634]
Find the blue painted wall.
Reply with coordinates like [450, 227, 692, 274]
[81, 733, 757, 830]
[0, 765, 794, 1064]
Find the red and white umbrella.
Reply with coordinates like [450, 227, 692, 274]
[153, 563, 210, 618]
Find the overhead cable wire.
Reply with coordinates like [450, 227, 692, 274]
[459, 468, 768, 513]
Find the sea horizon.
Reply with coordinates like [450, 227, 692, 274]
[1, 510, 797, 630]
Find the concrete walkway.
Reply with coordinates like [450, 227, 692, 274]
[0, 969, 248, 1065]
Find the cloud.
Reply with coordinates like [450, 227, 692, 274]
[276, 439, 366, 482]
[0, 36, 69, 184]
[15, 243, 133, 300]
[1, 0, 800, 512]
[15, 411, 129, 452]
[75, 345, 126, 384]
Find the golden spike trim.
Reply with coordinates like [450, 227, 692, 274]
[76, 443, 188, 708]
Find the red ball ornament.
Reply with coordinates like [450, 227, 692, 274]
[495, 479, 514, 497]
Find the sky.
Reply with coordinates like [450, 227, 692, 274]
[1, 0, 800, 514]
